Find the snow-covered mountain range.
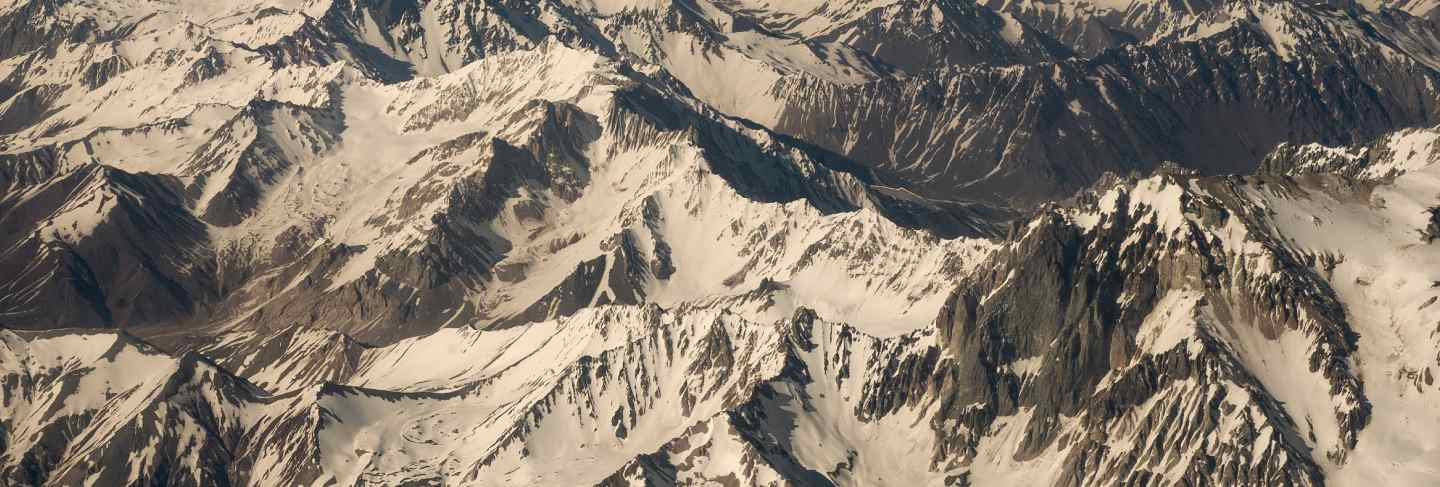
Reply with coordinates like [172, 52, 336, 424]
[2, 0, 1439, 485]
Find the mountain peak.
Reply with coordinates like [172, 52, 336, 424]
[3, 0, 1440, 484]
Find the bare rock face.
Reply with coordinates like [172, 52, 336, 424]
[934, 173, 1361, 483]
[1423, 206, 1440, 242]
[766, 2, 1440, 205]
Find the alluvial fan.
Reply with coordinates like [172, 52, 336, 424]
[1, 0, 1439, 485]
